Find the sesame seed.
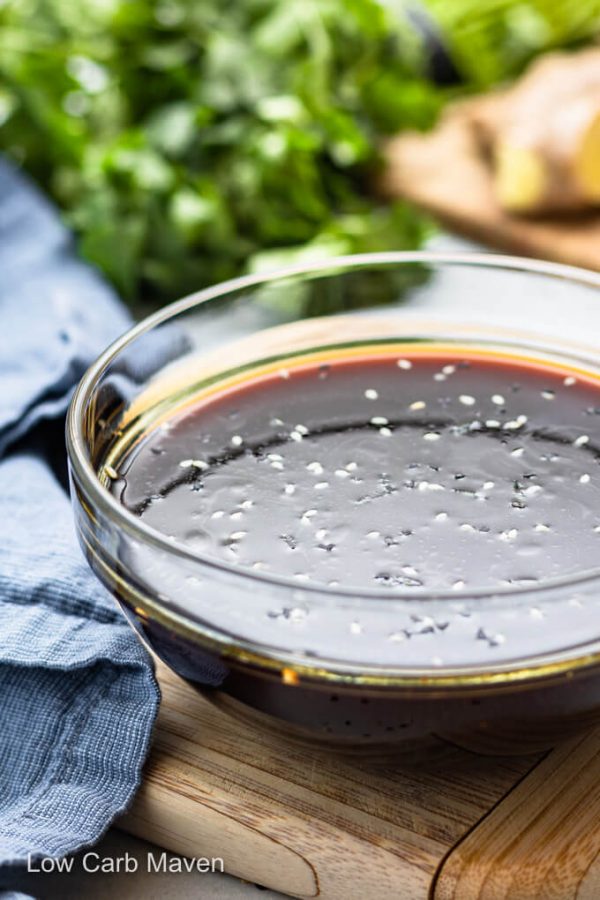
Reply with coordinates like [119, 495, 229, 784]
[492, 394, 505, 405]
[307, 461, 324, 474]
[290, 431, 303, 442]
[230, 531, 247, 541]
[409, 400, 426, 411]
[230, 511, 243, 520]
[564, 376, 577, 386]
[230, 435, 244, 447]
[511, 447, 525, 457]
[452, 580, 465, 590]
[435, 512, 448, 522]
[334, 469, 350, 479]
[379, 427, 392, 437]
[367, 530, 381, 539]
[541, 390, 555, 400]
[314, 481, 329, 490]
[443, 365, 456, 375]
[211, 510, 224, 519]
[370, 416, 389, 426]
[284, 483, 296, 495]
[279, 369, 290, 380]
[345, 462, 358, 471]
[534, 523, 550, 532]
[397, 359, 412, 370]
[423, 432, 440, 441]
[580, 474, 591, 484]
[485, 420, 501, 428]
[350, 621, 363, 634]
[459, 394, 476, 406]
[295, 424, 309, 435]
[365, 388, 378, 400]
[574, 435, 590, 447]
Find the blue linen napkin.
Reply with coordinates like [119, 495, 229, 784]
[0, 158, 160, 871]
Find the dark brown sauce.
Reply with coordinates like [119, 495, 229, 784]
[112, 349, 600, 595]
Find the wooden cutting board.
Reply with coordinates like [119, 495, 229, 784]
[381, 104, 600, 273]
[120, 660, 600, 899]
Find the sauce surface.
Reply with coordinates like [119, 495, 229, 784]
[112, 349, 600, 594]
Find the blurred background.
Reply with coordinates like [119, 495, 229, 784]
[1, 0, 598, 309]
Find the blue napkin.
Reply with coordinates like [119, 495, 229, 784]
[0, 159, 160, 870]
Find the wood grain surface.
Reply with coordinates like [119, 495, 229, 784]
[121, 662, 600, 899]
[381, 105, 600, 273]
[120, 661, 541, 899]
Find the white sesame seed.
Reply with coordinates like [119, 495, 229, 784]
[499, 528, 518, 541]
[423, 431, 441, 442]
[530, 607, 544, 619]
[370, 416, 389, 426]
[303, 509, 317, 518]
[211, 510, 225, 519]
[290, 431, 303, 442]
[334, 469, 350, 479]
[240, 499, 253, 509]
[541, 390, 555, 400]
[388, 631, 406, 642]
[483, 481, 495, 490]
[345, 462, 358, 471]
[179, 459, 193, 468]
[379, 427, 392, 437]
[350, 621, 363, 635]
[397, 359, 412, 370]
[534, 523, 551, 532]
[580, 474, 591, 484]
[307, 461, 324, 474]
[231, 435, 244, 447]
[367, 530, 381, 539]
[316, 529, 328, 540]
[270, 417, 284, 427]
[452, 580, 465, 590]
[314, 481, 329, 490]
[402, 565, 418, 576]
[279, 369, 290, 379]
[492, 394, 505, 405]
[268, 453, 283, 461]
[574, 435, 590, 447]
[511, 447, 525, 457]
[365, 388, 378, 400]
[434, 373, 446, 381]
[435, 512, 448, 522]
[295, 424, 309, 435]
[230, 511, 243, 520]
[443, 364, 456, 375]
[564, 376, 577, 386]
[459, 394, 476, 406]
[485, 419, 501, 428]
[284, 483, 296, 495]
[409, 400, 426, 411]
[271, 461, 284, 470]
[252, 561, 266, 570]
[460, 523, 476, 532]
[230, 531, 247, 541]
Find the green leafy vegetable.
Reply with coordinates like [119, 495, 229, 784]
[0, 0, 597, 306]
[0, 0, 440, 303]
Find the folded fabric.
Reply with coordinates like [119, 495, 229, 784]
[0, 158, 160, 874]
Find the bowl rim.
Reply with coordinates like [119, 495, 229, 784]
[66, 251, 600, 685]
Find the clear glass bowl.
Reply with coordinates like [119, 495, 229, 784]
[67, 252, 600, 757]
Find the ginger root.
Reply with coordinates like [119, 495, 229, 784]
[467, 49, 600, 215]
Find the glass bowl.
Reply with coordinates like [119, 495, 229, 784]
[67, 252, 600, 758]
